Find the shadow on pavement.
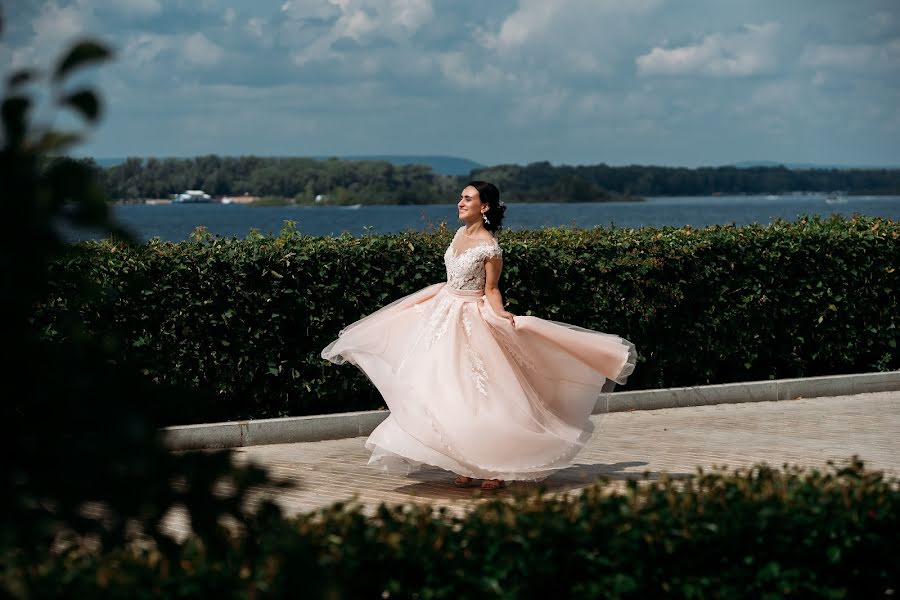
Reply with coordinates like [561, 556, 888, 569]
[390, 460, 693, 500]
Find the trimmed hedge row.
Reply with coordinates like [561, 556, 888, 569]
[8, 459, 899, 598]
[38, 215, 899, 424]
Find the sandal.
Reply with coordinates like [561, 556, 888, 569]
[480, 479, 506, 490]
[453, 475, 476, 488]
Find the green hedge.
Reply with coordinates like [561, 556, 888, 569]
[8, 459, 898, 598]
[38, 215, 899, 424]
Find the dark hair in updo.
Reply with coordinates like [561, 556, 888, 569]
[466, 180, 506, 233]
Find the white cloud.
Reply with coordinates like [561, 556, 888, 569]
[121, 31, 224, 70]
[800, 39, 900, 71]
[388, 0, 433, 31]
[437, 51, 511, 89]
[485, 0, 661, 77]
[246, 17, 266, 39]
[280, 0, 342, 21]
[34, 2, 90, 39]
[282, 0, 434, 66]
[450, 0, 665, 122]
[58, 0, 163, 18]
[637, 23, 780, 77]
[182, 32, 225, 67]
[8, 0, 162, 70]
[103, 0, 162, 17]
[493, 0, 661, 51]
[122, 32, 171, 66]
[11, 1, 89, 67]
[337, 8, 377, 40]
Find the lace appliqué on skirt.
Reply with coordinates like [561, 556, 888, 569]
[463, 313, 488, 398]
[423, 294, 454, 350]
[496, 332, 538, 372]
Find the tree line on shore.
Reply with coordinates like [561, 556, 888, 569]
[77, 155, 900, 204]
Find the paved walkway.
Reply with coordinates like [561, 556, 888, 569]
[164, 391, 899, 538]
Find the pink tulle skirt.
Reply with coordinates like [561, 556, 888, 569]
[322, 282, 637, 481]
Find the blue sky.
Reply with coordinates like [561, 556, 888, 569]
[2, 0, 899, 166]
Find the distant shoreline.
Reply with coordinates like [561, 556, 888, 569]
[114, 194, 647, 206]
[111, 190, 900, 207]
[82, 155, 900, 204]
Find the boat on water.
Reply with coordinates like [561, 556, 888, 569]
[824, 192, 849, 205]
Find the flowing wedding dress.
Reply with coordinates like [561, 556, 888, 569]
[321, 226, 637, 482]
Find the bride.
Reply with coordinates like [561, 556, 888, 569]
[322, 181, 636, 490]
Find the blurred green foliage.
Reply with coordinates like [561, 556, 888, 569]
[0, 32, 281, 580]
[7, 459, 899, 598]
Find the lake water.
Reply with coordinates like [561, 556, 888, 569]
[69, 194, 900, 242]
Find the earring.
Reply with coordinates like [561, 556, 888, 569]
[482, 212, 490, 224]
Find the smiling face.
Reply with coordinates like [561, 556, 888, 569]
[458, 185, 486, 224]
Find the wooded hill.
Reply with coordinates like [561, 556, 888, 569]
[80, 155, 900, 203]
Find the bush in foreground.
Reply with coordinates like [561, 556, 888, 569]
[7, 459, 898, 599]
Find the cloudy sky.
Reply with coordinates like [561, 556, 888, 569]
[2, 0, 899, 167]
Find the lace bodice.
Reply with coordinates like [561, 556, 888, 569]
[444, 226, 503, 290]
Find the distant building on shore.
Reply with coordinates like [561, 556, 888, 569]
[173, 190, 213, 203]
[222, 194, 259, 204]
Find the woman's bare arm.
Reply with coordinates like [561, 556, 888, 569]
[484, 254, 515, 327]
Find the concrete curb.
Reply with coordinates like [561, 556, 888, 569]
[163, 410, 388, 450]
[593, 370, 900, 414]
[163, 370, 900, 451]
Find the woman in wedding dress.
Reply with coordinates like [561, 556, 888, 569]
[322, 181, 637, 490]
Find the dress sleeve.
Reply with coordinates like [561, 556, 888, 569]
[483, 243, 503, 260]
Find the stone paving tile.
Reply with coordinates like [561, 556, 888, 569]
[167, 391, 899, 537]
